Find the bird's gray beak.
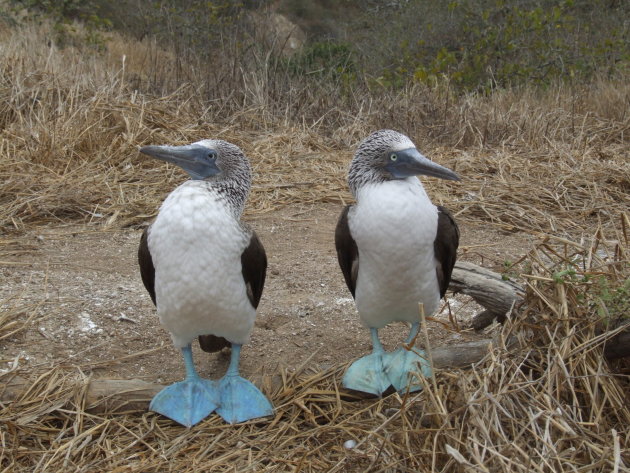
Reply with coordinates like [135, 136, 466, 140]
[140, 144, 220, 180]
[386, 147, 460, 181]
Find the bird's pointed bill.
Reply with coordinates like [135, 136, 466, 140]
[149, 378, 220, 427]
[384, 346, 431, 393]
[215, 376, 274, 424]
[140, 144, 220, 180]
[386, 147, 460, 181]
[342, 352, 392, 395]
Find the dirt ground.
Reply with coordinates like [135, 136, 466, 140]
[1, 203, 536, 386]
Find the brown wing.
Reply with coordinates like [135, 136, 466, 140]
[434, 206, 459, 298]
[138, 226, 156, 305]
[200, 229, 267, 353]
[240, 229, 267, 308]
[335, 205, 359, 298]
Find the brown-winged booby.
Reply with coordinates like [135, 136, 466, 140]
[138, 139, 272, 426]
[335, 129, 460, 395]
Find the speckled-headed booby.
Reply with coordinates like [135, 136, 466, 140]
[335, 130, 460, 395]
[137, 139, 272, 426]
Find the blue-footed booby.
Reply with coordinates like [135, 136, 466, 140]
[335, 130, 460, 395]
[137, 139, 272, 426]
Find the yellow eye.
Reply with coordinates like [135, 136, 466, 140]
[390, 153, 398, 161]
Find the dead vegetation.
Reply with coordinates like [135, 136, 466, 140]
[0, 23, 628, 234]
[1, 18, 629, 473]
[2, 219, 628, 472]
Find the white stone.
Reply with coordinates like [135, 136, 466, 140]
[343, 439, 357, 449]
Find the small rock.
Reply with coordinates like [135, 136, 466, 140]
[343, 439, 357, 449]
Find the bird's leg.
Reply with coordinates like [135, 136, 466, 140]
[149, 343, 219, 427]
[182, 344, 200, 379]
[342, 328, 392, 396]
[371, 327, 385, 354]
[384, 322, 431, 393]
[225, 343, 242, 377]
[215, 343, 273, 424]
[404, 322, 420, 346]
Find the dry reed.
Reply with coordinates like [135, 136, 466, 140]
[2, 217, 628, 472]
[1, 19, 629, 473]
[0, 22, 627, 236]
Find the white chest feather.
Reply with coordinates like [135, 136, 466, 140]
[148, 181, 254, 347]
[350, 179, 440, 327]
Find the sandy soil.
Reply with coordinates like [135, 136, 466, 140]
[1, 203, 536, 385]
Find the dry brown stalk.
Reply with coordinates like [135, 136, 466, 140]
[0, 23, 628, 239]
[1, 18, 629, 473]
[2, 221, 628, 472]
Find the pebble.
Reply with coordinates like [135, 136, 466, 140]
[343, 439, 357, 449]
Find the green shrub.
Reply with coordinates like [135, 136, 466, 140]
[596, 277, 630, 325]
[8, 0, 112, 49]
[284, 41, 356, 80]
[364, 0, 630, 91]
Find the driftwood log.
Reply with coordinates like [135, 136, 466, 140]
[2, 262, 627, 415]
[3, 332, 627, 414]
[1, 339, 495, 414]
[450, 261, 525, 330]
[450, 262, 629, 358]
[3, 332, 627, 415]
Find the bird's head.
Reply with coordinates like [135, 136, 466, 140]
[349, 129, 459, 194]
[139, 139, 251, 183]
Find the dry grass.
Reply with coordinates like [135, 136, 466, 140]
[0, 22, 627, 236]
[1, 18, 629, 473]
[1, 218, 628, 472]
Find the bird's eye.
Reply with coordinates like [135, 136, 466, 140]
[390, 153, 398, 161]
[208, 152, 216, 159]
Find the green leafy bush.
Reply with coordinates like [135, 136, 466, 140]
[284, 40, 356, 81]
[364, 0, 630, 91]
[596, 277, 630, 325]
[8, 0, 112, 49]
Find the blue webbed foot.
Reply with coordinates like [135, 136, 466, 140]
[384, 345, 431, 393]
[150, 377, 219, 427]
[215, 343, 273, 424]
[150, 344, 219, 427]
[343, 328, 392, 395]
[342, 351, 392, 395]
[216, 375, 274, 424]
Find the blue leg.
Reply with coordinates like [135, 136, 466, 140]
[215, 344, 273, 424]
[149, 344, 219, 427]
[384, 322, 432, 393]
[342, 328, 392, 395]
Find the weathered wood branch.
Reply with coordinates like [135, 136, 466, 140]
[3, 262, 627, 417]
[1, 340, 495, 414]
[3, 334, 628, 414]
[450, 261, 525, 330]
[448, 262, 629, 358]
